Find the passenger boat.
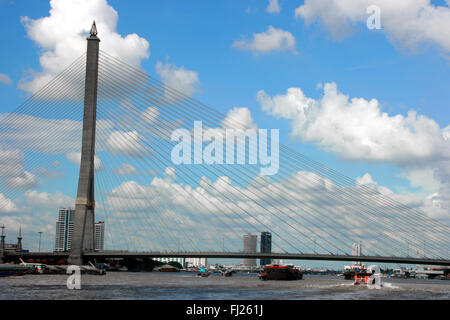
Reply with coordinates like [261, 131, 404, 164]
[258, 264, 303, 281]
[0, 264, 34, 277]
[197, 268, 210, 277]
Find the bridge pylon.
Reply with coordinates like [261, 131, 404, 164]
[68, 22, 100, 265]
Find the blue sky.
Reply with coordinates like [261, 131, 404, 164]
[0, 0, 448, 266]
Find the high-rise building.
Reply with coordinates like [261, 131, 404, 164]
[352, 242, 362, 266]
[94, 221, 105, 251]
[243, 234, 257, 267]
[260, 231, 272, 266]
[54, 208, 105, 252]
[54, 208, 75, 252]
[185, 257, 207, 268]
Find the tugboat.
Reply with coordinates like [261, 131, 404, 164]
[353, 265, 382, 286]
[258, 264, 303, 281]
[342, 263, 372, 280]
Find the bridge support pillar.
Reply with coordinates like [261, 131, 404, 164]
[0, 226, 5, 263]
[68, 22, 100, 266]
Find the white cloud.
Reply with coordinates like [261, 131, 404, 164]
[101, 168, 448, 254]
[295, 0, 450, 53]
[233, 26, 297, 54]
[106, 130, 146, 157]
[66, 151, 104, 170]
[0, 114, 81, 154]
[398, 168, 442, 195]
[141, 106, 160, 124]
[36, 167, 65, 179]
[165, 167, 176, 179]
[156, 61, 200, 99]
[114, 163, 138, 175]
[0, 193, 19, 213]
[6, 171, 39, 190]
[24, 190, 74, 209]
[0, 113, 115, 154]
[258, 83, 450, 222]
[257, 82, 449, 165]
[266, 0, 281, 14]
[221, 107, 257, 130]
[0, 74, 12, 85]
[0, 148, 24, 178]
[19, 0, 150, 94]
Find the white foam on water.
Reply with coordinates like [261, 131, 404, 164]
[367, 282, 400, 290]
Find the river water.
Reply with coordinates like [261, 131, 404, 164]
[1, 272, 449, 300]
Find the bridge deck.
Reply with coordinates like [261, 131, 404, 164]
[6, 251, 450, 266]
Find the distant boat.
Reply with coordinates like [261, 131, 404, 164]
[154, 264, 180, 272]
[222, 269, 234, 277]
[197, 268, 210, 277]
[0, 264, 34, 277]
[258, 265, 303, 281]
[342, 263, 372, 280]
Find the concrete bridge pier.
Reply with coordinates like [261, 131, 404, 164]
[68, 22, 100, 266]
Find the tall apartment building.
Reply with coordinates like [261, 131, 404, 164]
[352, 242, 362, 266]
[54, 208, 75, 252]
[54, 209, 105, 252]
[94, 221, 105, 251]
[243, 234, 257, 267]
[260, 231, 272, 266]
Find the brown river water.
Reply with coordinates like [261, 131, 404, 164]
[1, 272, 449, 300]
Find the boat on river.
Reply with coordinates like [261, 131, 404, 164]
[258, 264, 303, 281]
[197, 268, 210, 277]
[0, 264, 35, 277]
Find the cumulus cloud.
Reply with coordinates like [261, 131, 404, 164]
[0, 193, 19, 213]
[114, 163, 138, 175]
[221, 107, 257, 130]
[257, 82, 450, 221]
[0, 113, 115, 154]
[141, 106, 160, 124]
[101, 168, 448, 255]
[19, 0, 150, 94]
[156, 61, 200, 99]
[0, 114, 82, 154]
[0, 148, 24, 178]
[106, 130, 146, 157]
[0, 74, 12, 85]
[36, 167, 65, 179]
[233, 26, 297, 54]
[6, 171, 39, 190]
[295, 0, 450, 53]
[66, 151, 104, 170]
[24, 190, 74, 209]
[266, 0, 281, 14]
[257, 82, 449, 165]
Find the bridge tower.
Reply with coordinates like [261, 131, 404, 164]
[68, 22, 100, 265]
[0, 225, 5, 263]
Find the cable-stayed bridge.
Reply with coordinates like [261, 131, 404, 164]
[1, 23, 449, 266]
